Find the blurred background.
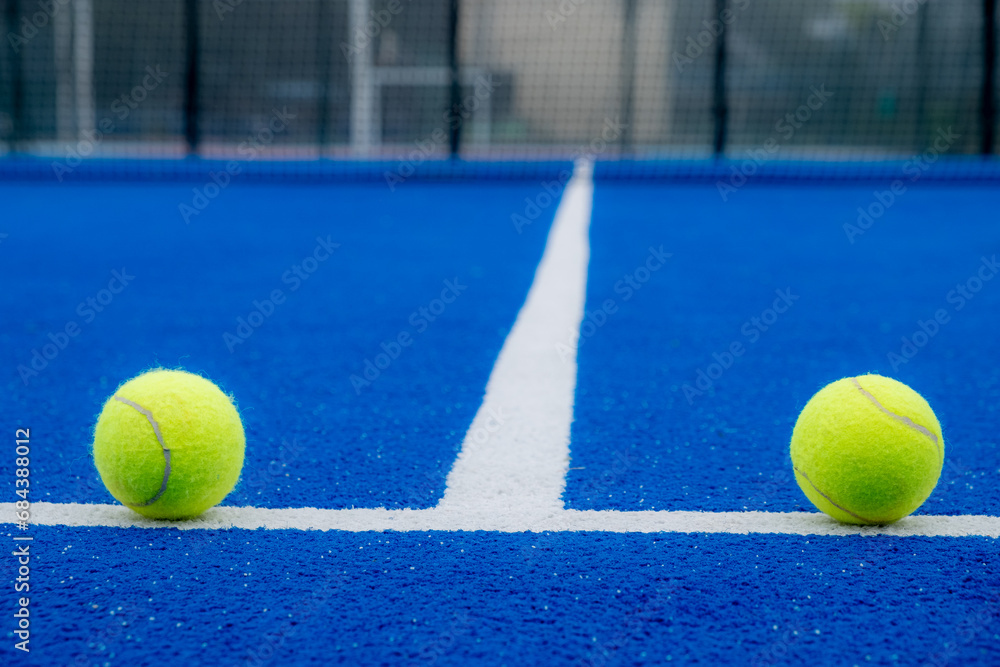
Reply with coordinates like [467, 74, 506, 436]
[0, 0, 995, 164]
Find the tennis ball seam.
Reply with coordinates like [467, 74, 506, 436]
[792, 376, 944, 524]
[113, 395, 172, 508]
[851, 377, 941, 460]
[792, 465, 877, 524]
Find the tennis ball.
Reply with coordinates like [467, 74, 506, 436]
[790, 374, 944, 525]
[92, 369, 245, 519]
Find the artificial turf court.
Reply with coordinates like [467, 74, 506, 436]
[2, 159, 998, 665]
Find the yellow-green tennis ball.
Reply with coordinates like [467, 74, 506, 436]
[790, 374, 944, 525]
[92, 369, 245, 520]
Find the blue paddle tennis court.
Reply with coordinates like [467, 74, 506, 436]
[3, 0, 1000, 665]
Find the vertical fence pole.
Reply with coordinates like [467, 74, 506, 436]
[316, 0, 331, 152]
[914, 1, 929, 150]
[349, 0, 377, 155]
[5, 0, 24, 151]
[448, 0, 461, 157]
[621, 0, 637, 153]
[982, 0, 997, 155]
[712, 0, 728, 157]
[184, 0, 201, 155]
[73, 0, 96, 140]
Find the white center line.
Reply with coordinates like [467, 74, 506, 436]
[437, 160, 594, 515]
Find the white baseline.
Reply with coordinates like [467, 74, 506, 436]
[4, 503, 999, 537]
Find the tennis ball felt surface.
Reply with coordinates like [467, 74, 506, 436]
[93, 369, 245, 519]
[790, 374, 944, 525]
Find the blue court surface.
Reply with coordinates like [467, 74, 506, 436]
[2, 161, 999, 666]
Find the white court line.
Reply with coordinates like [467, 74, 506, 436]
[437, 159, 593, 514]
[5, 503, 999, 537]
[12, 162, 997, 539]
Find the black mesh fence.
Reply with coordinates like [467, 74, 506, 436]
[0, 0, 996, 178]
